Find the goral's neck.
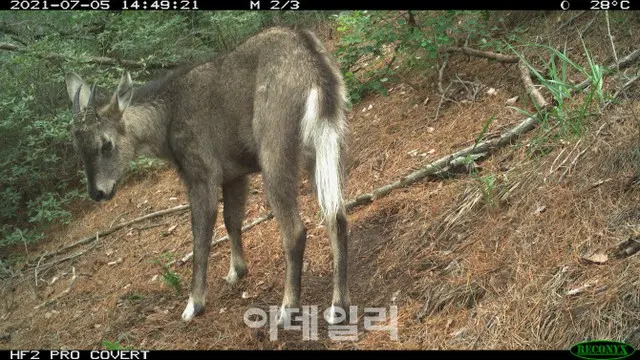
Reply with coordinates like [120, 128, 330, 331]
[123, 104, 171, 160]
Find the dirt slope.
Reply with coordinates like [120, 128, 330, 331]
[2, 12, 640, 350]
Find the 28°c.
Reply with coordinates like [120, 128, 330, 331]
[591, 0, 631, 9]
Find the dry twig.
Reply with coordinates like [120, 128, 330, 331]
[441, 46, 519, 63]
[602, 74, 640, 111]
[433, 82, 454, 122]
[437, 56, 449, 95]
[555, 11, 587, 33]
[33, 267, 79, 310]
[581, 15, 598, 36]
[110, 210, 134, 228]
[557, 123, 608, 182]
[441, 46, 520, 63]
[28, 204, 190, 270]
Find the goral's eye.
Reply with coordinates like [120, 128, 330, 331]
[101, 141, 113, 153]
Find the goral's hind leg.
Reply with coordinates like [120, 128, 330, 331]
[260, 148, 307, 326]
[325, 209, 350, 325]
[222, 176, 249, 284]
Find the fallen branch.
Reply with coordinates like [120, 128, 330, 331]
[0, 42, 177, 70]
[604, 12, 619, 71]
[30, 204, 189, 268]
[564, 49, 640, 100]
[444, 45, 639, 93]
[36, 233, 103, 276]
[346, 117, 539, 209]
[0, 43, 20, 51]
[441, 46, 519, 63]
[518, 60, 549, 109]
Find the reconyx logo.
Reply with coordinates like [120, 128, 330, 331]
[570, 340, 636, 360]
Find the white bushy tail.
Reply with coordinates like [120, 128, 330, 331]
[301, 87, 346, 221]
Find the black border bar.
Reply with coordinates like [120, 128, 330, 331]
[0, 350, 580, 358]
[3, 0, 638, 11]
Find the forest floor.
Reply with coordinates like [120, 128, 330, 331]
[2, 11, 640, 350]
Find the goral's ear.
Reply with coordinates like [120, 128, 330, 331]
[114, 72, 134, 112]
[65, 72, 91, 112]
